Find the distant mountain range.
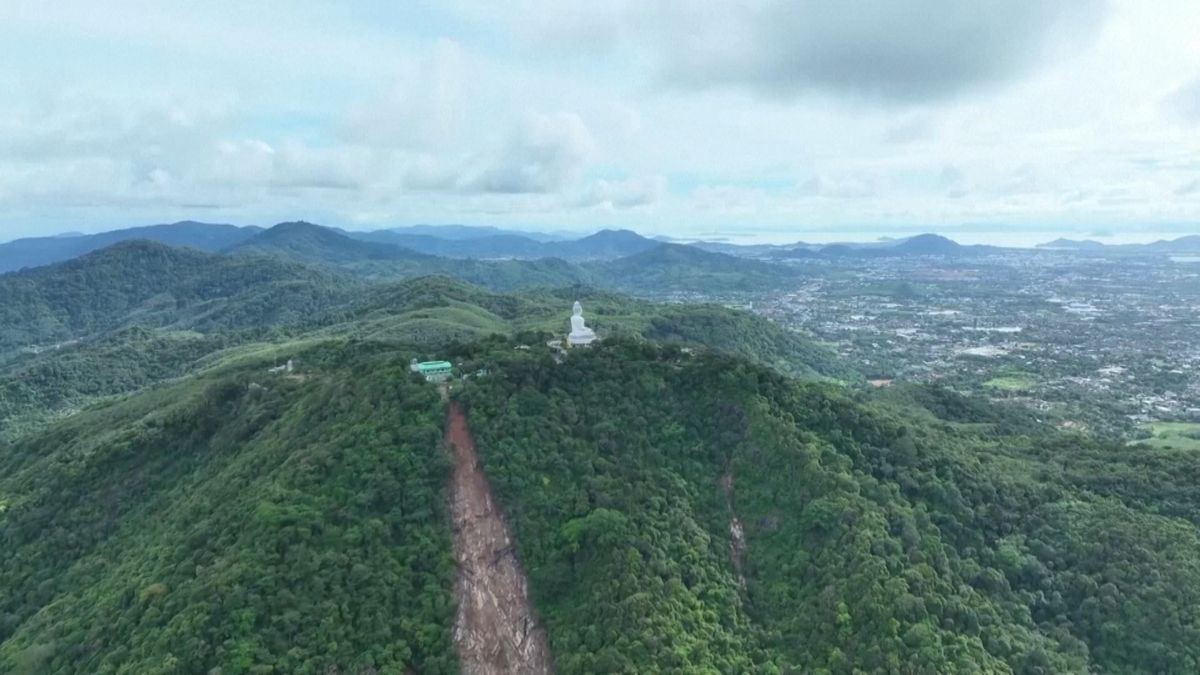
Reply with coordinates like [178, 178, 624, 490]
[226, 222, 793, 293]
[350, 226, 659, 260]
[5, 221, 1199, 278]
[379, 224, 572, 242]
[0, 221, 260, 273]
[229, 221, 433, 264]
[1036, 235, 1200, 253]
[1036, 238, 1108, 251]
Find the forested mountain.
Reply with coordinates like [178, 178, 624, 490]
[224, 222, 596, 289]
[548, 229, 659, 259]
[351, 230, 551, 258]
[0, 250, 847, 438]
[0, 240, 356, 360]
[591, 243, 800, 291]
[815, 234, 1001, 258]
[3, 233, 1198, 673]
[5, 221, 862, 294]
[352, 228, 658, 261]
[2, 336, 1197, 672]
[0, 347, 457, 673]
[0, 221, 259, 273]
[457, 343, 1200, 673]
[217, 222, 794, 293]
[382, 224, 570, 241]
[226, 221, 432, 264]
[329, 276, 850, 379]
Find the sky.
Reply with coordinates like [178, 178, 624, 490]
[1, 0, 1199, 245]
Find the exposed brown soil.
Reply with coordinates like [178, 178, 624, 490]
[721, 468, 748, 589]
[446, 401, 553, 675]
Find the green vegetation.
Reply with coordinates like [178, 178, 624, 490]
[1134, 421, 1200, 450]
[0, 264, 850, 439]
[587, 243, 800, 292]
[0, 240, 358, 360]
[456, 340, 1200, 673]
[0, 346, 457, 673]
[0, 326, 238, 440]
[3, 242, 1199, 673]
[3, 330, 1199, 672]
[227, 222, 799, 293]
[984, 373, 1039, 391]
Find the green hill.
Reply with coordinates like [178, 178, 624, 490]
[0, 259, 848, 439]
[227, 222, 797, 294]
[2, 338, 1198, 672]
[0, 347, 457, 673]
[339, 277, 850, 379]
[0, 221, 259, 274]
[0, 240, 357, 360]
[226, 221, 432, 265]
[590, 243, 800, 292]
[228, 222, 595, 290]
[456, 340, 1200, 673]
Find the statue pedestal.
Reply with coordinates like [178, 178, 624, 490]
[567, 329, 596, 346]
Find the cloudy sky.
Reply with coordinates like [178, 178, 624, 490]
[1, 0, 1198, 244]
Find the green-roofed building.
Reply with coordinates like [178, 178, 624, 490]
[410, 359, 453, 382]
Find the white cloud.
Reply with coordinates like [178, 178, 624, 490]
[1165, 77, 1200, 123]
[466, 112, 595, 193]
[474, 0, 1107, 103]
[576, 175, 666, 209]
[0, 0, 1199, 243]
[342, 39, 469, 150]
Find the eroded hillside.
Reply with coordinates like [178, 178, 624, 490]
[2, 337, 1199, 673]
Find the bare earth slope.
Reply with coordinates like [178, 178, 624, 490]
[446, 401, 554, 674]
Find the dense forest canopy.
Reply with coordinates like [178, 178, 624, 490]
[0, 250, 848, 438]
[1, 238, 1198, 673]
[457, 340, 1200, 673]
[1, 333, 1197, 672]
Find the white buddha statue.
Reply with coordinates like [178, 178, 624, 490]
[567, 300, 597, 346]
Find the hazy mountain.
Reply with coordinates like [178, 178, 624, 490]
[0, 221, 260, 273]
[1037, 238, 1107, 250]
[226, 221, 432, 264]
[767, 246, 821, 259]
[547, 229, 660, 259]
[691, 241, 806, 257]
[382, 224, 571, 242]
[350, 230, 550, 258]
[699, 234, 994, 259]
[349, 227, 657, 261]
[593, 243, 799, 291]
[1034, 235, 1200, 253]
[815, 233, 1003, 257]
[1142, 235, 1200, 252]
[888, 233, 965, 254]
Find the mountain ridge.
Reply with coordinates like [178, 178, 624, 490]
[0, 221, 260, 273]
